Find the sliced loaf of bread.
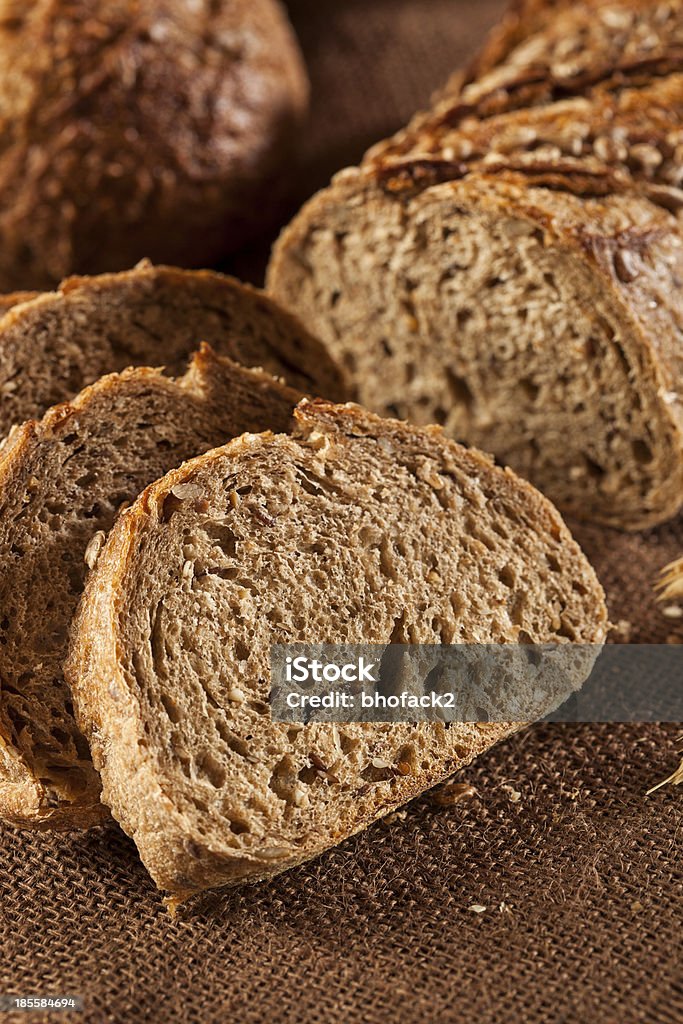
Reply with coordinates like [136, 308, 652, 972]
[0, 262, 346, 438]
[268, 1, 683, 530]
[0, 347, 300, 830]
[66, 401, 607, 900]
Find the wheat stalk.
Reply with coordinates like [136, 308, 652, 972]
[646, 721, 682, 796]
[656, 556, 683, 602]
[648, 560, 683, 792]
[647, 754, 683, 794]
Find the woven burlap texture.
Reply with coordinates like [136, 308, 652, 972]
[1, 2, 681, 1021]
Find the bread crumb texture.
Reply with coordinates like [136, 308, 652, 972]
[267, 0, 683, 530]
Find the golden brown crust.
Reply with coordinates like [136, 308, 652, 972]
[366, 0, 683, 165]
[453, 0, 683, 116]
[462, 0, 667, 83]
[373, 75, 683, 207]
[0, 291, 39, 313]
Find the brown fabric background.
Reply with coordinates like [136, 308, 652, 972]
[1, 2, 682, 1021]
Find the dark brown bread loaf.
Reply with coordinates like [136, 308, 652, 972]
[66, 401, 607, 900]
[0, 0, 308, 290]
[0, 347, 300, 830]
[0, 262, 347, 439]
[268, 0, 683, 530]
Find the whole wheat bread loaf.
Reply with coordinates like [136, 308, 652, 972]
[0, 262, 346, 439]
[0, 0, 308, 290]
[0, 347, 300, 830]
[268, 0, 683, 530]
[66, 401, 607, 900]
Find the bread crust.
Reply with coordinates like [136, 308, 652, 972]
[0, 0, 309, 289]
[370, 0, 683, 164]
[466, 0, 680, 81]
[65, 401, 607, 899]
[371, 75, 683, 206]
[0, 292, 39, 314]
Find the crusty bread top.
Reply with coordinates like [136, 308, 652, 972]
[0, 262, 347, 438]
[66, 400, 607, 898]
[374, 0, 683, 158]
[0, 292, 39, 314]
[372, 75, 683, 209]
[462, 0, 676, 85]
[0, 345, 301, 830]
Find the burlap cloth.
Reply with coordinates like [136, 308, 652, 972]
[1, 3, 681, 1021]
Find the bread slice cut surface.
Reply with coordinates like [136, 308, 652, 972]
[268, 0, 683, 530]
[66, 401, 607, 899]
[268, 168, 683, 530]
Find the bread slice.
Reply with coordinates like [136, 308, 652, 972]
[0, 346, 301, 830]
[268, 162, 683, 531]
[66, 401, 607, 900]
[0, 262, 346, 438]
